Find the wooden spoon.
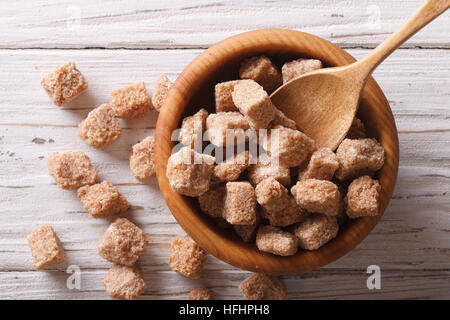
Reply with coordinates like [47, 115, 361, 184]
[271, 0, 449, 150]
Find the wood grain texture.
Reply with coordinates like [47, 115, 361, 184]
[0, 0, 449, 299]
[0, 0, 449, 49]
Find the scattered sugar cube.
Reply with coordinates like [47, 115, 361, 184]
[206, 112, 250, 147]
[262, 125, 316, 168]
[188, 286, 214, 300]
[223, 181, 257, 225]
[248, 153, 291, 187]
[27, 225, 66, 270]
[239, 56, 282, 93]
[291, 179, 340, 216]
[213, 151, 251, 182]
[239, 273, 288, 300]
[292, 213, 339, 250]
[346, 117, 367, 139]
[255, 178, 306, 227]
[345, 175, 381, 218]
[168, 236, 207, 279]
[281, 58, 322, 83]
[103, 265, 146, 300]
[77, 181, 129, 219]
[41, 61, 88, 106]
[97, 218, 148, 266]
[215, 80, 240, 112]
[271, 107, 297, 129]
[179, 108, 208, 149]
[256, 225, 298, 256]
[198, 184, 225, 218]
[335, 138, 385, 181]
[47, 151, 98, 190]
[77, 104, 122, 149]
[298, 148, 339, 181]
[232, 79, 275, 129]
[129, 136, 156, 181]
[110, 82, 152, 118]
[166, 147, 215, 197]
[152, 74, 171, 111]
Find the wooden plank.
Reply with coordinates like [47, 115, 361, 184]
[0, 269, 448, 299]
[0, 0, 449, 49]
[0, 48, 449, 129]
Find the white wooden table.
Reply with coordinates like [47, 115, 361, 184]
[0, 0, 448, 300]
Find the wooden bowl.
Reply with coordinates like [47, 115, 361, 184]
[155, 29, 399, 275]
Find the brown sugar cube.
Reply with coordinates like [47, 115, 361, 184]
[179, 108, 208, 149]
[129, 136, 156, 181]
[47, 151, 98, 190]
[261, 202, 309, 228]
[335, 138, 385, 181]
[77, 104, 122, 149]
[232, 79, 275, 129]
[166, 147, 215, 197]
[215, 80, 240, 112]
[41, 61, 88, 106]
[168, 236, 207, 279]
[239, 273, 288, 300]
[345, 175, 381, 218]
[292, 213, 339, 250]
[198, 184, 225, 218]
[255, 178, 306, 227]
[188, 286, 214, 300]
[213, 151, 251, 182]
[206, 112, 251, 147]
[256, 225, 298, 256]
[291, 179, 340, 216]
[248, 153, 291, 187]
[223, 181, 257, 225]
[27, 225, 66, 270]
[110, 82, 152, 119]
[298, 148, 339, 181]
[255, 177, 293, 213]
[233, 209, 262, 242]
[152, 74, 171, 111]
[271, 107, 297, 130]
[103, 265, 146, 300]
[77, 181, 129, 219]
[262, 125, 316, 168]
[281, 58, 322, 83]
[97, 218, 147, 266]
[239, 56, 282, 93]
[346, 117, 367, 139]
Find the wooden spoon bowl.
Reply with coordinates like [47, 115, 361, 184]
[155, 29, 399, 275]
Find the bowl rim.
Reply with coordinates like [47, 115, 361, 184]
[155, 28, 399, 275]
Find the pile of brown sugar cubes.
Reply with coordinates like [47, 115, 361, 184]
[167, 55, 385, 258]
[28, 61, 172, 300]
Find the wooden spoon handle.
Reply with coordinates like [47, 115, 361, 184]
[354, 0, 449, 78]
